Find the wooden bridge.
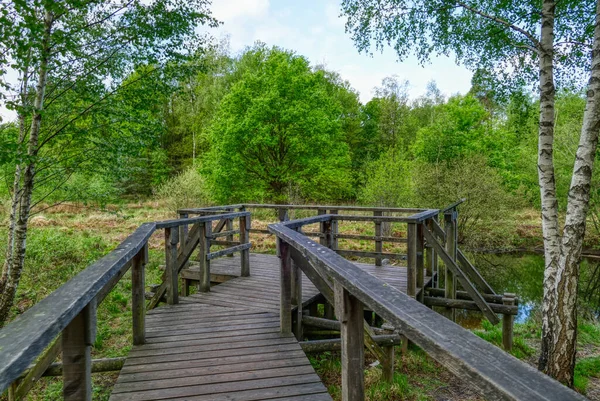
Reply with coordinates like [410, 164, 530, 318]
[0, 204, 587, 400]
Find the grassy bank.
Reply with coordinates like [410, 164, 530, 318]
[0, 202, 599, 400]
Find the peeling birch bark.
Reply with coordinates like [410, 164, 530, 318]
[0, 10, 54, 327]
[538, 0, 560, 374]
[548, 0, 600, 385]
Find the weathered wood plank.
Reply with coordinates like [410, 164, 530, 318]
[280, 240, 292, 334]
[423, 297, 517, 315]
[444, 212, 457, 321]
[335, 249, 407, 260]
[206, 243, 252, 260]
[334, 233, 408, 243]
[335, 281, 364, 401]
[406, 223, 417, 297]
[198, 223, 211, 292]
[132, 244, 147, 345]
[269, 222, 585, 401]
[422, 225, 500, 325]
[164, 227, 179, 305]
[155, 211, 250, 229]
[240, 214, 250, 277]
[374, 211, 383, 266]
[457, 249, 496, 295]
[0, 223, 155, 393]
[62, 304, 94, 401]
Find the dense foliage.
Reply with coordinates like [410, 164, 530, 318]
[1, 41, 596, 238]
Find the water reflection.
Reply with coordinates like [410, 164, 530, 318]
[455, 252, 599, 326]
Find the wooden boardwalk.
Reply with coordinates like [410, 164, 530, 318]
[110, 254, 430, 400]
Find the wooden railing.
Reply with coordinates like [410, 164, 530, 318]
[269, 214, 586, 401]
[180, 204, 437, 268]
[0, 211, 251, 400]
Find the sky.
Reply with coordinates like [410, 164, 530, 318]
[0, 0, 474, 122]
[209, 0, 474, 103]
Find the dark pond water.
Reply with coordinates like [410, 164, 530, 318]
[455, 252, 600, 326]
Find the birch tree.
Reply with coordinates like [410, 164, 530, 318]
[0, 0, 217, 327]
[341, 0, 598, 385]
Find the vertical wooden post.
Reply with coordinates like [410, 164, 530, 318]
[279, 239, 292, 334]
[443, 211, 457, 321]
[292, 260, 303, 341]
[330, 209, 339, 250]
[132, 243, 148, 345]
[318, 209, 327, 246]
[226, 208, 234, 257]
[239, 214, 250, 277]
[165, 227, 179, 305]
[416, 223, 425, 303]
[503, 293, 516, 352]
[178, 213, 188, 251]
[425, 220, 434, 277]
[62, 302, 95, 401]
[406, 223, 417, 297]
[198, 222, 211, 292]
[276, 208, 289, 257]
[178, 213, 189, 294]
[381, 324, 395, 383]
[335, 281, 364, 401]
[374, 211, 383, 266]
[324, 302, 335, 319]
[432, 215, 439, 288]
[8, 382, 17, 401]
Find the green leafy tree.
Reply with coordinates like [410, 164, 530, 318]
[166, 41, 233, 171]
[413, 94, 488, 163]
[341, 0, 599, 383]
[359, 148, 413, 207]
[205, 45, 353, 204]
[0, 0, 217, 327]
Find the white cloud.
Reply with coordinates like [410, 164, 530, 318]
[211, 0, 270, 21]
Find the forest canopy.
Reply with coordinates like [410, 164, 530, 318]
[0, 41, 594, 218]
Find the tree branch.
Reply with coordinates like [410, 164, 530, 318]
[454, 1, 540, 52]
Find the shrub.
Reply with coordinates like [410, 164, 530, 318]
[412, 156, 520, 247]
[155, 168, 211, 213]
[359, 148, 414, 208]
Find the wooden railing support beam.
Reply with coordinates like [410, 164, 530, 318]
[443, 212, 457, 321]
[226, 208, 234, 257]
[335, 281, 364, 401]
[280, 239, 292, 334]
[416, 223, 425, 302]
[165, 227, 179, 304]
[406, 223, 417, 297]
[198, 223, 211, 292]
[62, 302, 95, 401]
[374, 211, 383, 266]
[503, 293, 516, 352]
[132, 243, 148, 345]
[239, 214, 250, 277]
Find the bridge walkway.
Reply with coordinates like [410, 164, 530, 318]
[109, 254, 428, 400]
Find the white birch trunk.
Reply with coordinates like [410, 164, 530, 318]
[537, 0, 561, 373]
[0, 65, 30, 296]
[548, 0, 600, 385]
[0, 9, 53, 327]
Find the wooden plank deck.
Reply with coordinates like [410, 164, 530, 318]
[110, 253, 430, 400]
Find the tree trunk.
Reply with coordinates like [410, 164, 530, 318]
[537, 0, 560, 373]
[0, 9, 53, 327]
[0, 63, 31, 297]
[547, 0, 600, 385]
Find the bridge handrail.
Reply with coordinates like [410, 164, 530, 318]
[0, 212, 251, 396]
[268, 215, 585, 401]
[179, 203, 430, 215]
